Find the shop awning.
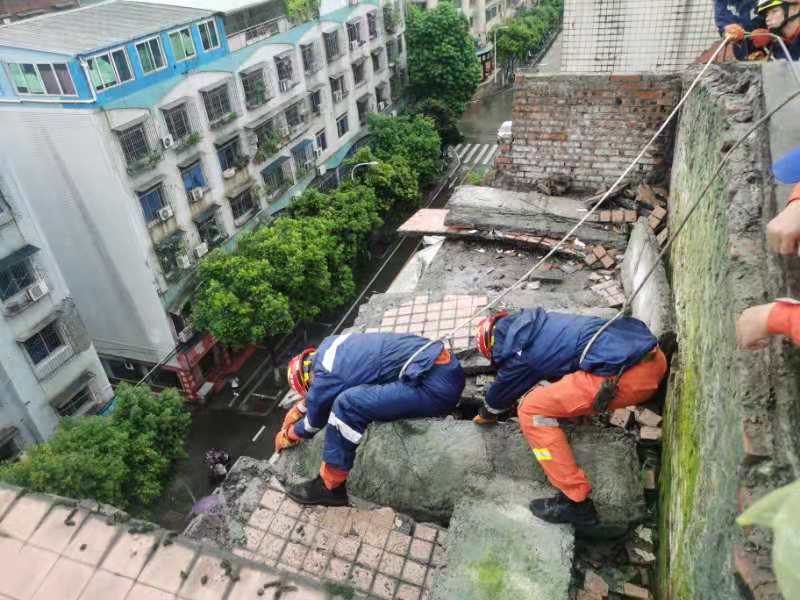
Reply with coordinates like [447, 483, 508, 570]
[50, 371, 95, 410]
[0, 244, 38, 272]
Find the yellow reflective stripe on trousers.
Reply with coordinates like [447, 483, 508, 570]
[533, 448, 553, 461]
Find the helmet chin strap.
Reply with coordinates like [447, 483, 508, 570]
[771, 5, 800, 34]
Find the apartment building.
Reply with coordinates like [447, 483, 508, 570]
[0, 0, 406, 399]
[0, 162, 111, 459]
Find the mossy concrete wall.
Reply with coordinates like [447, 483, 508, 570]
[660, 64, 800, 600]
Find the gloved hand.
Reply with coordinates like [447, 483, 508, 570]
[282, 401, 306, 430]
[750, 28, 773, 49]
[767, 196, 800, 255]
[724, 23, 745, 42]
[274, 428, 301, 453]
[473, 405, 500, 425]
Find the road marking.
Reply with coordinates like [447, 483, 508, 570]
[457, 144, 471, 159]
[475, 144, 494, 165]
[463, 144, 483, 164]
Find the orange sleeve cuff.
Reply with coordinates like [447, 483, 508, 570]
[767, 301, 800, 344]
[787, 183, 800, 206]
[287, 426, 301, 442]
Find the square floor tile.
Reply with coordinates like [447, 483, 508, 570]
[401, 560, 427, 586]
[126, 583, 176, 600]
[32, 557, 94, 600]
[371, 573, 397, 599]
[63, 516, 119, 566]
[0, 486, 20, 518]
[0, 496, 51, 541]
[247, 508, 275, 531]
[137, 542, 196, 594]
[178, 554, 232, 600]
[0, 537, 57, 600]
[28, 506, 87, 554]
[102, 531, 158, 579]
[77, 569, 133, 600]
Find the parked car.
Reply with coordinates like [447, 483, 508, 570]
[497, 121, 513, 144]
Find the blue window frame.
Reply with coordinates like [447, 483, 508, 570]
[181, 161, 207, 192]
[217, 138, 240, 171]
[138, 185, 165, 223]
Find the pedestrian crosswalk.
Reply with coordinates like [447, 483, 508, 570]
[453, 143, 499, 166]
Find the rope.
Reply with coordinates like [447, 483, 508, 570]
[397, 37, 733, 379]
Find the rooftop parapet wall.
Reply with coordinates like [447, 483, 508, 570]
[659, 64, 800, 600]
[496, 72, 681, 192]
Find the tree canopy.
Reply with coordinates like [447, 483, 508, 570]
[493, 0, 563, 65]
[406, 2, 481, 116]
[0, 384, 190, 511]
[367, 113, 442, 186]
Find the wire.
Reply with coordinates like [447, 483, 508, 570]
[398, 37, 733, 379]
[579, 84, 800, 364]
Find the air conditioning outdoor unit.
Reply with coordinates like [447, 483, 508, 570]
[350, 40, 359, 51]
[27, 280, 48, 302]
[176, 254, 192, 269]
[178, 326, 194, 343]
[333, 90, 343, 103]
[318, 165, 327, 176]
[161, 134, 174, 149]
[158, 206, 174, 221]
[222, 168, 237, 179]
[194, 242, 209, 259]
[190, 187, 204, 202]
[279, 79, 291, 93]
[378, 101, 386, 111]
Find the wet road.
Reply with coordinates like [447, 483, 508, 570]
[459, 88, 515, 144]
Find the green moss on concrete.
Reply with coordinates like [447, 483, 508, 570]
[659, 78, 748, 600]
[468, 554, 506, 599]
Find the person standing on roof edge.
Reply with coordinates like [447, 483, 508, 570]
[473, 309, 667, 527]
[275, 332, 465, 506]
[738, 145, 800, 348]
[753, 0, 800, 59]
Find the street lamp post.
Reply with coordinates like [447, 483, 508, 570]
[350, 161, 379, 182]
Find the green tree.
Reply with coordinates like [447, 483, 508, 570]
[345, 147, 420, 219]
[412, 98, 464, 148]
[285, 0, 319, 22]
[192, 251, 293, 347]
[367, 113, 441, 186]
[493, 0, 563, 66]
[406, 2, 481, 116]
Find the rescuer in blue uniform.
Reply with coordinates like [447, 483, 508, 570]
[715, 1, 763, 59]
[276, 332, 465, 506]
[473, 308, 667, 526]
[755, 0, 800, 59]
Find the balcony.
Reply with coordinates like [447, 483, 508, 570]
[126, 151, 164, 177]
[227, 18, 281, 51]
[3, 277, 50, 317]
[174, 132, 203, 154]
[34, 343, 75, 381]
[209, 111, 238, 131]
[223, 164, 255, 195]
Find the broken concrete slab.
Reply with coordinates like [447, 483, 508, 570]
[397, 208, 584, 259]
[273, 420, 646, 530]
[431, 497, 573, 600]
[621, 219, 673, 337]
[444, 186, 627, 248]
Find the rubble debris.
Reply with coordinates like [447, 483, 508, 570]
[535, 172, 572, 196]
[590, 280, 625, 308]
[622, 582, 652, 599]
[643, 469, 657, 490]
[634, 408, 663, 428]
[610, 408, 634, 429]
[636, 183, 659, 209]
[584, 569, 610, 597]
[639, 426, 662, 442]
[647, 206, 667, 232]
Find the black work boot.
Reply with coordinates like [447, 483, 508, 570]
[529, 492, 599, 527]
[286, 476, 348, 507]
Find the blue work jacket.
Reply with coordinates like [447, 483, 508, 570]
[485, 309, 657, 412]
[715, 1, 761, 32]
[294, 332, 449, 438]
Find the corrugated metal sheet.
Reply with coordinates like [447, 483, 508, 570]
[0, 0, 213, 55]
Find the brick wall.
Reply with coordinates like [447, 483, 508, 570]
[562, 0, 718, 74]
[496, 72, 681, 192]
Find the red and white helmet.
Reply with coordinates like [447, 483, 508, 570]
[474, 310, 509, 360]
[287, 347, 316, 397]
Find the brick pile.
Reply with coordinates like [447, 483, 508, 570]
[495, 73, 681, 191]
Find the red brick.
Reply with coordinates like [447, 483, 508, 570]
[611, 408, 633, 428]
[639, 426, 662, 441]
[651, 205, 667, 219]
[611, 74, 642, 82]
[624, 209, 638, 222]
[643, 469, 657, 490]
[634, 408, 662, 427]
[733, 542, 779, 598]
[577, 592, 604, 600]
[585, 253, 599, 267]
[600, 255, 615, 269]
[584, 569, 609, 597]
[622, 582, 650, 599]
[611, 210, 625, 223]
[599, 210, 612, 222]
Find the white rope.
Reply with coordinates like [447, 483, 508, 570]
[398, 37, 733, 379]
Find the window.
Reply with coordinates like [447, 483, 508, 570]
[315, 129, 327, 151]
[136, 37, 166, 75]
[262, 162, 289, 194]
[301, 43, 317, 73]
[57, 386, 93, 417]
[8, 62, 76, 96]
[324, 30, 340, 62]
[397, 35, 403, 54]
[87, 48, 133, 91]
[241, 69, 268, 109]
[371, 50, 382, 72]
[337, 113, 349, 138]
[199, 19, 220, 51]
[254, 120, 276, 146]
[357, 98, 370, 125]
[485, 4, 498, 21]
[197, 215, 223, 246]
[330, 75, 346, 102]
[163, 104, 192, 140]
[138, 184, 166, 223]
[181, 161, 207, 193]
[347, 21, 361, 45]
[202, 84, 232, 123]
[23, 322, 64, 365]
[217, 137, 240, 171]
[285, 103, 304, 128]
[0, 261, 35, 300]
[230, 187, 255, 220]
[169, 27, 196, 62]
[367, 11, 378, 39]
[352, 61, 365, 87]
[376, 84, 385, 105]
[275, 54, 294, 87]
[310, 89, 322, 115]
[118, 124, 150, 164]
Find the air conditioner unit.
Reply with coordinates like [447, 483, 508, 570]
[222, 168, 237, 179]
[178, 326, 194, 343]
[190, 187, 204, 202]
[176, 254, 192, 269]
[158, 206, 174, 221]
[378, 101, 386, 111]
[279, 79, 291, 93]
[313, 147, 322, 159]
[193, 242, 209, 259]
[333, 90, 343, 103]
[161, 134, 174, 149]
[318, 165, 327, 176]
[350, 40, 359, 51]
[27, 280, 48, 302]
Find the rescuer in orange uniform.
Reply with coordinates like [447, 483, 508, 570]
[472, 309, 667, 527]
